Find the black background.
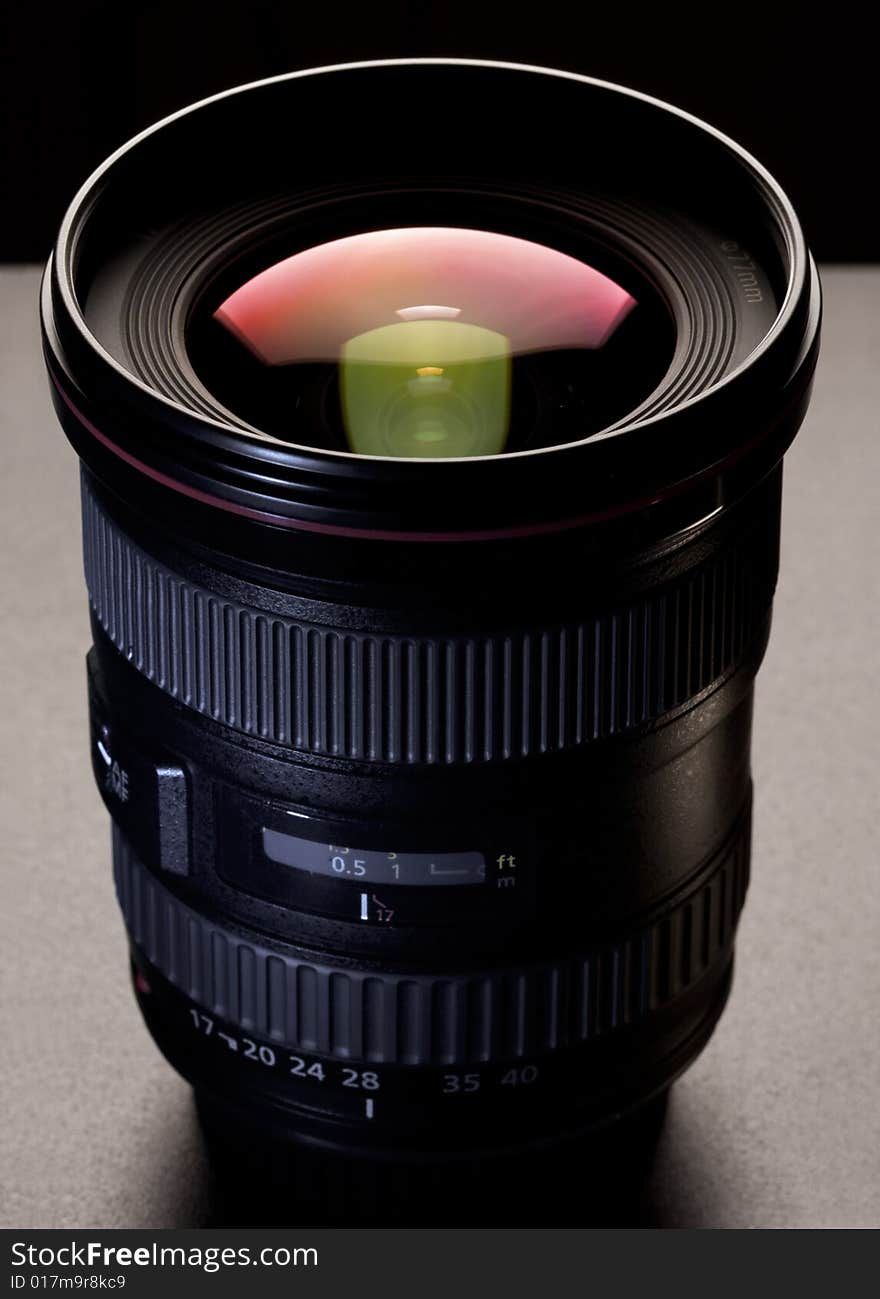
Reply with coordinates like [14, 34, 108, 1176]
[0, 1, 874, 262]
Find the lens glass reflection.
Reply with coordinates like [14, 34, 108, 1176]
[190, 227, 671, 456]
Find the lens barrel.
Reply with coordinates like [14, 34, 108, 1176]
[42, 60, 820, 1219]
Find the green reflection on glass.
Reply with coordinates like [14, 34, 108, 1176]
[341, 320, 511, 458]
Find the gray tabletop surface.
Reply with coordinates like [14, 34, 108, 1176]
[1, 265, 878, 1230]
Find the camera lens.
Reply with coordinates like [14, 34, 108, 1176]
[41, 60, 820, 1221]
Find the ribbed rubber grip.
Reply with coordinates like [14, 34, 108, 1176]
[84, 476, 777, 764]
[113, 809, 750, 1067]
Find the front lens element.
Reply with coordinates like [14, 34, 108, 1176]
[209, 227, 640, 456]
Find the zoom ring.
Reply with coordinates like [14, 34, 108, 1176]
[83, 477, 778, 764]
[113, 808, 750, 1067]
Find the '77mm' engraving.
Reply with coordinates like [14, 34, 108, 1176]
[720, 239, 763, 303]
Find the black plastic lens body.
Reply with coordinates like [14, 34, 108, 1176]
[42, 61, 820, 1219]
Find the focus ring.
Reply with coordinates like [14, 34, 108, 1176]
[83, 476, 778, 764]
[113, 806, 750, 1068]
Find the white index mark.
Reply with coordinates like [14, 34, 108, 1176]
[96, 739, 112, 766]
[429, 863, 470, 876]
[360, 892, 369, 921]
[365, 1098, 374, 1118]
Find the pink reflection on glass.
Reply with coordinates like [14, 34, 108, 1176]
[214, 228, 636, 364]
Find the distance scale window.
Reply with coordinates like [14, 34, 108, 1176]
[262, 827, 498, 925]
[216, 792, 527, 927]
[262, 830, 487, 887]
